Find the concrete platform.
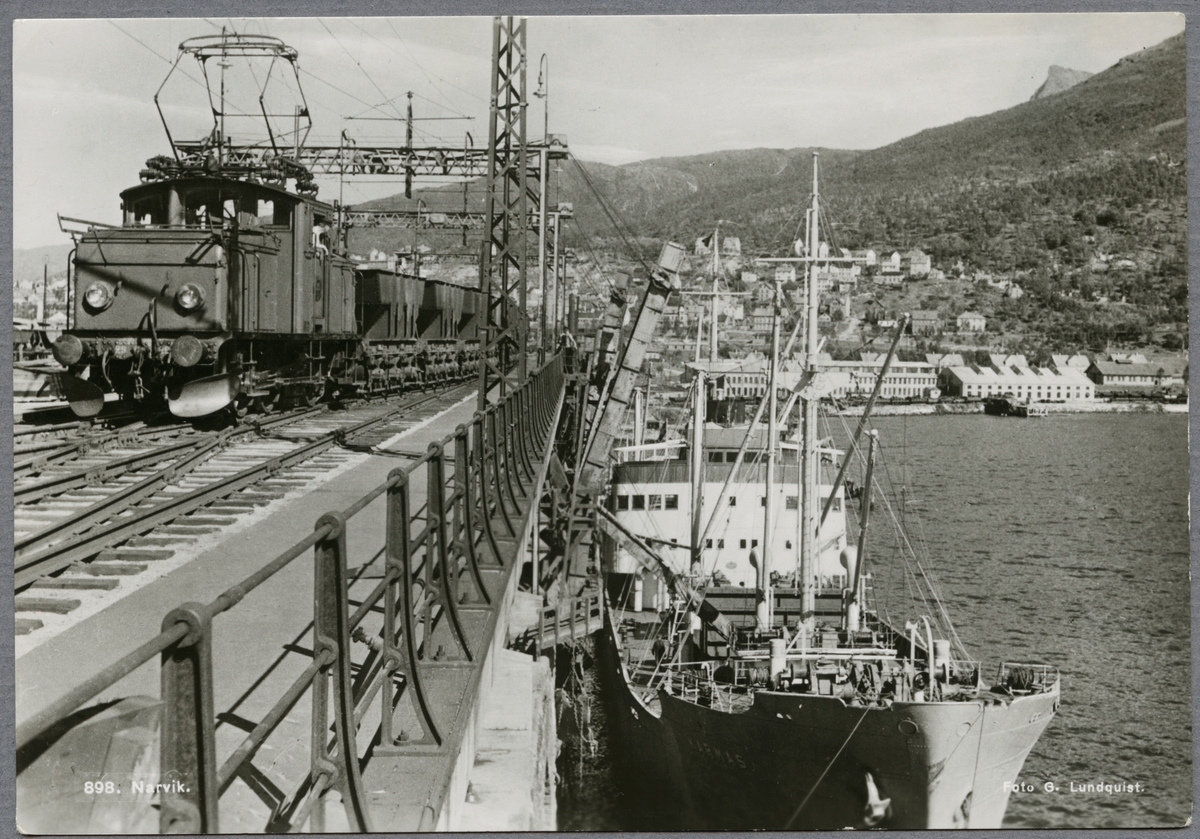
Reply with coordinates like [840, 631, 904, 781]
[16, 389, 557, 832]
[457, 649, 556, 831]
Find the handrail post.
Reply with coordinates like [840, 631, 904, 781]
[499, 395, 527, 502]
[513, 384, 536, 484]
[160, 603, 219, 834]
[472, 411, 506, 563]
[312, 512, 373, 832]
[386, 470, 442, 748]
[455, 423, 493, 602]
[427, 440, 474, 660]
[488, 408, 517, 536]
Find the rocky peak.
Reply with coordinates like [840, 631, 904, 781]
[1031, 65, 1094, 100]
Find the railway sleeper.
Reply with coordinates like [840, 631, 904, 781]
[95, 548, 175, 561]
[32, 577, 121, 591]
[16, 619, 44, 635]
[158, 525, 222, 536]
[71, 562, 148, 576]
[15, 596, 82, 614]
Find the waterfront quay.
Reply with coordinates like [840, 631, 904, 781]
[16, 362, 568, 833]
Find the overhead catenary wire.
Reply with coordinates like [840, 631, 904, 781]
[108, 20, 251, 118]
[318, 18, 405, 124]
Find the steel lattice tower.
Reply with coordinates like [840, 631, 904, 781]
[478, 16, 529, 410]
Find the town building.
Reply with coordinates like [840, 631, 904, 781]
[851, 248, 877, 267]
[901, 249, 931, 278]
[691, 356, 935, 401]
[910, 310, 941, 336]
[956, 311, 987, 332]
[1086, 357, 1170, 390]
[925, 353, 965, 371]
[940, 363, 1095, 401]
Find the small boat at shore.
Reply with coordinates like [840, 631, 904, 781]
[984, 393, 1048, 417]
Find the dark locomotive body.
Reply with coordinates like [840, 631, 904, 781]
[53, 174, 482, 418]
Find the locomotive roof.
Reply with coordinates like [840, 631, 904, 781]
[120, 176, 331, 210]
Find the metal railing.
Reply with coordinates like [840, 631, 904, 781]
[16, 354, 566, 833]
[535, 590, 602, 650]
[996, 661, 1060, 693]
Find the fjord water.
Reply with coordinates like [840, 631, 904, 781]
[560, 412, 1190, 830]
[863, 412, 1191, 828]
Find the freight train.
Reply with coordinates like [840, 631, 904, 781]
[51, 165, 487, 419]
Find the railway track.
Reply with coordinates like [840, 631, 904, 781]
[14, 415, 149, 458]
[13, 382, 475, 643]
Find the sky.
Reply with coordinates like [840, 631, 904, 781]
[12, 12, 1186, 250]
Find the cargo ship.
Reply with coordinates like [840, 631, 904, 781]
[591, 153, 1060, 830]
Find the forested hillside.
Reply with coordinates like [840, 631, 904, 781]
[558, 32, 1186, 351]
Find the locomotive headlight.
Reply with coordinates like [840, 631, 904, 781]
[175, 283, 205, 312]
[83, 282, 114, 311]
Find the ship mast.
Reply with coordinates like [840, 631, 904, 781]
[709, 225, 720, 362]
[799, 152, 821, 643]
[756, 274, 782, 632]
[690, 368, 706, 574]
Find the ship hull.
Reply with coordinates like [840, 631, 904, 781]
[596, 615, 1058, 830]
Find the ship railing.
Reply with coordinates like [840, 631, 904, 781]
[16, 354, 567, 834]
[996, 661, 1060, 694]
[941, 659, 984, 691]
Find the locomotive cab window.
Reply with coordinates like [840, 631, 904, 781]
[127, 194, 167, 226]
[262, 198, 292, 227]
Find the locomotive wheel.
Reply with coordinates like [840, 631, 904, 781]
[252, 390, 279, 414]
[300, 385, 323, 408]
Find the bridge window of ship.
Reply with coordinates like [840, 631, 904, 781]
[631, 495, 646, 510]
[786, 495, 799, 509]
[728, 496, 737, 506]
[616, 495, 629, 511]
[706, 539, 713, 548]
[708, 452, 724, 463]
[665, 495, 679, 509]
[648, 494, 663, 510]
[740, 539, 747, 549]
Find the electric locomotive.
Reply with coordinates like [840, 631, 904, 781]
[50, 31, 484, 420]
[51, 163, 482, 419]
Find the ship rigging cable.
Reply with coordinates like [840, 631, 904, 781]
[783, 703, 873, 828]
[568, 154, 657, 275]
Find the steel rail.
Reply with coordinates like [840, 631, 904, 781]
[14, 421, 86, 439]
[14, 408, 328, 558]
[15, 437, 209, 503]
[13, 389, 462, 591]
[14, 406, 321, 489]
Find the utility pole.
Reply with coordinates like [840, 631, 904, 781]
[405, 91, 414, 199]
